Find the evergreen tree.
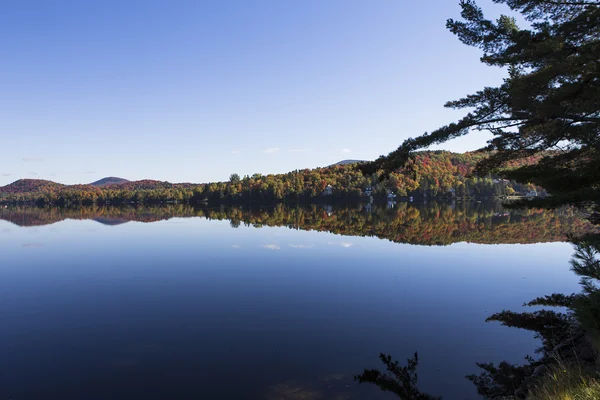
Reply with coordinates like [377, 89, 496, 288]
[362, 0, 600, 209]
[229, 173, 240, 184]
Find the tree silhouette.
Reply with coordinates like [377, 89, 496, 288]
[361, 0, 600, 210]
[354, 353, 441, 400]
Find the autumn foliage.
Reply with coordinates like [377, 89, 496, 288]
[0, 151, 545, 205]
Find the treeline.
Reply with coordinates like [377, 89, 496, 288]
[2, 202, 596, 246]
[0, 151, 545, 206]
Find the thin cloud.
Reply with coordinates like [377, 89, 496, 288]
[84, 171, 96, 174]
[288, 244, 314, 249]
[289, 148, 311, 153]
[232, 244, 242, 249]
[263, 244, 281, 250]
[22, 156, 44, 162]
[264, 147, 280, 154]
[28, 172, 39, 176]
[328, 241, 354, 248]
[340, 148, 352, 154]
[231, 149, 242, 155]
[1, 173, 11, 177]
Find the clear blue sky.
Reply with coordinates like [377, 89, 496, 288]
[0, 0, 513, 185]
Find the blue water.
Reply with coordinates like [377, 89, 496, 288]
[0, 206, 582, 399]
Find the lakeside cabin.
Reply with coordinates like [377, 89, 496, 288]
[526, 190, 538, 198]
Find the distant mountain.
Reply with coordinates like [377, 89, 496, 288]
[0, 177, 192, 197]
[0, 179, 65, 194]
[90, 177, 130, 186]
[328, 159, 367, 167]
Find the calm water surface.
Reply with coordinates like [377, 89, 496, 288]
[0, 203, 590, 399]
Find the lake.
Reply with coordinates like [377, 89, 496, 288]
[0, 202, 594, 399]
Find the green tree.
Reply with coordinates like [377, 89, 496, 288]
[229, 173, 240, 184]
[362, 0, 600, 209]
[356, 2, 600, 397]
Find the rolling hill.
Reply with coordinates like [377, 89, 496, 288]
[90, 177, 130, 186]
[0, 150, 549, 205]
[0, 179, 65, 194]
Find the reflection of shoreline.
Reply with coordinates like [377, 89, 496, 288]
[1, 203, 597, 246]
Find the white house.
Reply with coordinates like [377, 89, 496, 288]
[526, 190, 538, 198]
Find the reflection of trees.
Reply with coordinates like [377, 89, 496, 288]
[355, 353, 441, 400]
[0, 205, 198, 227]
[463, 234, 600, 399]
[1, 202, 597, 245]
[199, 202, 597, 245]
[358, 234, 600, 399]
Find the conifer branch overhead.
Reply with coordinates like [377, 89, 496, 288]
[361, 0, 600, 208]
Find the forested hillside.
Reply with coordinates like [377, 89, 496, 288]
[0, 179, 66, 194]
[0, 151, 545, 205]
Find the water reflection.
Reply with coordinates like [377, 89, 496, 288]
[466, 233, 600, 399]
[1, 202, 596, 245]
[355, 353, 441, 400]
[356, 232, 600, 400]
[0, 202, 595, 399]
